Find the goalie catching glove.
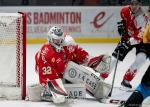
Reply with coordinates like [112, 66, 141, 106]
[87, 55, 111, 78]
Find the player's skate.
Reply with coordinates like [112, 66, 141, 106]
[121, 80, 132, 89]
[121, 69, 137, 89]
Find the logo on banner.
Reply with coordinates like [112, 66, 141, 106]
[91, 11, 113, 29]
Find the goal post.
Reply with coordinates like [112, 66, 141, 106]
[0, 12, 26, 100]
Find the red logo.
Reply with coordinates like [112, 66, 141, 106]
[91, 11, 113, 29]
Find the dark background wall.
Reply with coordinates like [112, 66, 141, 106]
[0, 0, 149, 6]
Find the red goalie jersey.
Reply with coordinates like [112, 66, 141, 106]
[35, 37, 88, 86]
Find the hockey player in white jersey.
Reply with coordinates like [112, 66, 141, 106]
[33, 26, 111, 103]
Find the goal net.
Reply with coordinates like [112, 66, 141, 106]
[0, 12, 26, 100]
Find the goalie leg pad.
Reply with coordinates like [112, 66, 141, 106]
[94, 80, 112, 99]
[63, 61, 112, 99]
[64, 83, 86, 98]
[27, 84, 43, 101]
[27, 82, 86, 102]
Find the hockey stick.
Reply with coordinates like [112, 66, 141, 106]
[109, 49, 120, 97]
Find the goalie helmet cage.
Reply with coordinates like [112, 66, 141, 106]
[0, 12, 26, 100]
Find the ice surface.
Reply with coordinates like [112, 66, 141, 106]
[1, 43, 149, 107]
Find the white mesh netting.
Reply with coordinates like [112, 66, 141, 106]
[0, 13, 25, 100]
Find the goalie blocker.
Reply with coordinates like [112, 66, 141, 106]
[63, 61, 112, 99]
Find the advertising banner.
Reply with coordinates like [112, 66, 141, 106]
[0, 6, 148, 41]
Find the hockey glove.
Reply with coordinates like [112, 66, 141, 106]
[117, 20, 126, 37]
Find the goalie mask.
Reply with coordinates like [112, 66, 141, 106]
[47, 26, 64, 52]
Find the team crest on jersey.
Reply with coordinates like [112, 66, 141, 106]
[67, 46, 75, 53]
[51, 57, 55, 63]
